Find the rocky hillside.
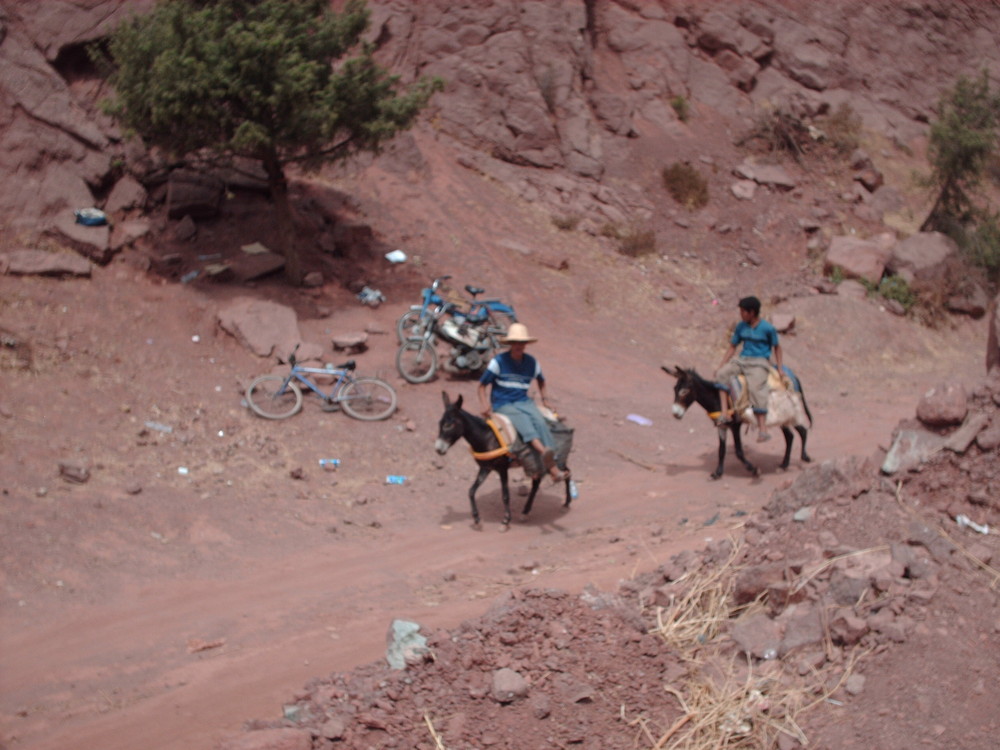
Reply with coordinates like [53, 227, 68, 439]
[4, 1, 1000, 305]
[2, 3, 1000, 750]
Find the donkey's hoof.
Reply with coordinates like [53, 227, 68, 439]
[499, 523, 511, 533]
[802, 453, 812, 463]
[471, 521, 482, 531]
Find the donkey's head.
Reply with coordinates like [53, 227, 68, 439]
[661, 365, 699, 419]
[435, 391, 465, 454]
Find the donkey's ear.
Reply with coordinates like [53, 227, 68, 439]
[661, 364, 680, 378]
[442, 391, 451, 408]
[455, 394, 463, 409]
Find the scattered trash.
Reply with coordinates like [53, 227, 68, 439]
[144, 420, 173, 434]
[386, 475, 406, 485]
[180, 270, 199, 283]
[384, 249, 407, 263]
[177, 466, 189, 476]
[74, 207, 107, 226]
[357, 286, 386, 307]
[568, 479, 579, 500]
[191, 335, 200, 343]
[241, 242, 270, 255]
[626, 414, 653, 426]
[319, 458, 340, 470]
[955, 514, 989, 534]
[197, 253, 222, 261]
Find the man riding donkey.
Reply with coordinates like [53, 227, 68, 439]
[713, 295, 783, 442]
[478, 323, 569, 483]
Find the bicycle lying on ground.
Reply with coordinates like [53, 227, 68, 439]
[246, 344, 397, 421]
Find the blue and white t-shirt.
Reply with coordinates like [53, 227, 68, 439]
[480, 351, 544, 408]
[732, 319, 778, 359]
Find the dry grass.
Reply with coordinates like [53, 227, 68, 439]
[641, 538, 870, 750]
[662, 162, 709, 210]
[652, 540, 751, 659]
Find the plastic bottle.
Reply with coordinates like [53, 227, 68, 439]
[568, 479, 579, 500]
[385, 475, 406, 485]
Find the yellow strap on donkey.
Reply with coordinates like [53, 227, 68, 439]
[470, 418, 511, 460]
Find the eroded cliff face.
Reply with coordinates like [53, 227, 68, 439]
[2, 1, 1000, 259]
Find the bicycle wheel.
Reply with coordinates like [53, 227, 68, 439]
[338, 377, 398, 421]
[246, 375, 303, 419]
[397, 309, 426, 342]
[396, 339, 439, 383]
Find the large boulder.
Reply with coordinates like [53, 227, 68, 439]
[166, 170, 224, 220]
[915, 380, 968, 428]
[217, 298, 302, 359]
[823, 234, 894, 285]
[886, 232, 958, 285]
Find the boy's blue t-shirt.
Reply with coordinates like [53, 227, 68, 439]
[731, 319, 778, 359]
[480, 351, 544, 408]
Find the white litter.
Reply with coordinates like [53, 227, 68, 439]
[955, 514, 989, 535]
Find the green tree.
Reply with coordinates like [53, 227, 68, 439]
[101, 0, 441, 283]
[921, 71, 1000, 233]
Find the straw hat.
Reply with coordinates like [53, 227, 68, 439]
[500, 322, 537, 344]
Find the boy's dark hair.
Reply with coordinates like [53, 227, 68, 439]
[738, 296, 761, 315]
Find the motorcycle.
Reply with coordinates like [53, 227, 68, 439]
[395, 300, 502, 384]
[396, 276, 517, 343]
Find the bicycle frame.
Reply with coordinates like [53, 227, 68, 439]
[280, 363, 353, 402]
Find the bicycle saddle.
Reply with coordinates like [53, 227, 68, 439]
[336, 360, 357, 370]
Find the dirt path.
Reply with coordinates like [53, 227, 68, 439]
[0, 259, 989, 750]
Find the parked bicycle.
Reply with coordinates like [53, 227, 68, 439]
[396, 276, 517, 342]
[246, 344, 397, 421]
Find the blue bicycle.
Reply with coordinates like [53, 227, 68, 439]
[246, 345, 397, 421]
[396, 276, 517, 342]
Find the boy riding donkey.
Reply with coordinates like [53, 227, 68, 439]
[478, 323, 569, 483]
[714, 296, 782, 442]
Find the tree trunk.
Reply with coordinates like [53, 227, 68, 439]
[262, 150, 302, 285]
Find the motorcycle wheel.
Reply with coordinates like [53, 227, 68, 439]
[396, 339, 439, 383]
[397, 309, 426, 342]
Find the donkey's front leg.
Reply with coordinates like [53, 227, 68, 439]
[468, 465, 493, 529]
[730, 424, 759, 477]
